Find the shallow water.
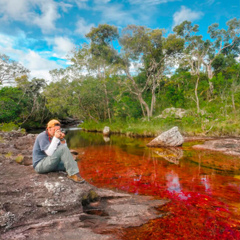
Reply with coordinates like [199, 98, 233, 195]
[66, 130, 240, 239]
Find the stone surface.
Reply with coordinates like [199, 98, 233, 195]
[147, 126, 184, 147]
[103, 126, 110, 136]
[192, 138, 240, 156]
[0, 130, 169, 240]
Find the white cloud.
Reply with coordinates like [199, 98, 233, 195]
[58, 2, 73, 12]
[206, 0, 215, 5]
[75, 18, 94, 37]
[0, 0, 30, 21]
[0, 33, 67, 80]
[97, 4, 136, 25]
[94, 0, 111, 3]
[23, 50, 61, 80]
[0, 0, 60, 33]
[53, 37, 75, 57]
[73, 0, 89, 9]
[173, 6, 203, 27]
[129, 0, 179, 5]
[32, 1, 60, 33]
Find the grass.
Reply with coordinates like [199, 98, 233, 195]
[0, 122, 26, 133]
[81, 111, 240, 137]
[15, 154, 24, 164]
[0, 122, 19, 132]
[5, 152, 12, 158]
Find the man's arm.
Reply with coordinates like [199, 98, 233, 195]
[45, 137, 60, 156]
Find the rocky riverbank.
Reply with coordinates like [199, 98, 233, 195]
[0, 131, 168, 240]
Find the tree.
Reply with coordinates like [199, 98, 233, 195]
[85, 24, 120, 123]
[119, 25, 184, 120]
[0, 54, 29, 85]
[174, 21, 211, 113]
[206, 18, 240, 80]
[0, 87, 23, 122]
[16, 76, 49, 124]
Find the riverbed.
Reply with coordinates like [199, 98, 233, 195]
[66, 129, 240, 239]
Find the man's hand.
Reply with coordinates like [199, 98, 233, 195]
[54, 129, 62, 138]
[60, 132, 65, 139]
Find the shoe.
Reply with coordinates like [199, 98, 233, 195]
[68, 174, 85, 183]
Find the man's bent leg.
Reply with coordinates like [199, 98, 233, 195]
[59, 145, 79, 176]
[35, 145, 78, 175]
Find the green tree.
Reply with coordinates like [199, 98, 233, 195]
[0, 54, 29, 85]
[0, 87, 23, 122]
[85, 24, 120, 122]
[119, 25, 184, 119]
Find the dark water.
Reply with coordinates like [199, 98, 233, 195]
[66, 130, 240, 239]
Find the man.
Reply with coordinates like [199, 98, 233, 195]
[32, 119, 85, 183]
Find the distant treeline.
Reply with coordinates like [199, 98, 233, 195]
[0, 18, 240, 131]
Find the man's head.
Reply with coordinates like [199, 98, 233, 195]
[47, 119, 61, 136]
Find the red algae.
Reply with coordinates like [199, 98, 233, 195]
[72, 133, 240, 239]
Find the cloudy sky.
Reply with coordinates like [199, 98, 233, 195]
[0, 0, 239, 80]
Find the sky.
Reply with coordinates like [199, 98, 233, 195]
[0, 0, 239, 81]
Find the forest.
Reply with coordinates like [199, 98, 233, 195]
[0, 18, 240, 136]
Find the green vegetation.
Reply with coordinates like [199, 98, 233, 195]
[15, 154, 24, 164]
[81, 112, 240, 137]
[0, 122, 19, 132]
[1, 18, 240, 136]
[5, 152, 12, 158]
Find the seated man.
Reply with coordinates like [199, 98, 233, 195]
[32, 119, 85, 183]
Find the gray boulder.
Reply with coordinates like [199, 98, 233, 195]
[147, 126, 184, 147]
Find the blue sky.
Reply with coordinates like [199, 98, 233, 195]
[0, 0, 239, 80]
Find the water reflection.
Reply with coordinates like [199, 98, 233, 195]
[166, 170, 181, 193]
[200, 175, 212, 193]
[153, 147, 183, 164]
[103, 136, 110, 142]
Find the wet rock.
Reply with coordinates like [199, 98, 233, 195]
[103, 126, 110, 136]
[193, 138, 240, 156]
[147, 126, 184, 147]
[79, 195, 168, 232]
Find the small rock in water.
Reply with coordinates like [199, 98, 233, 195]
[103, 126, 110, 136]
[147, 126, 184, 147]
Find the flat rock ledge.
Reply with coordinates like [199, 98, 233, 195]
[192, 138, 240, 156]
[0, 131, 168, 240]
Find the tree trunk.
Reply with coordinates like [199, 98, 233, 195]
[232, 92, 236, 115]
[103, 66, 111, 123]
[150, 77, 157, 117]
[138, 93, 150, 121]
[195, 75, 200, 114]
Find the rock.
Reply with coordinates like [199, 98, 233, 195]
[157, 107, 187, 119]
[103, 126, 110, 136]
[0, 130, 169, 240]
[192, 138, 240, 156]
[147, 126, 184, 147]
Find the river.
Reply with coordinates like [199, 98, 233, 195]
[66, 129, 240, 239]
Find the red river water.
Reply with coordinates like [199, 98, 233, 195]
[66, 130, 240, 239]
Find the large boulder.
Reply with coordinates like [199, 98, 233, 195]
[157, 107, 187, 119]
[147, 126, 184, 147]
